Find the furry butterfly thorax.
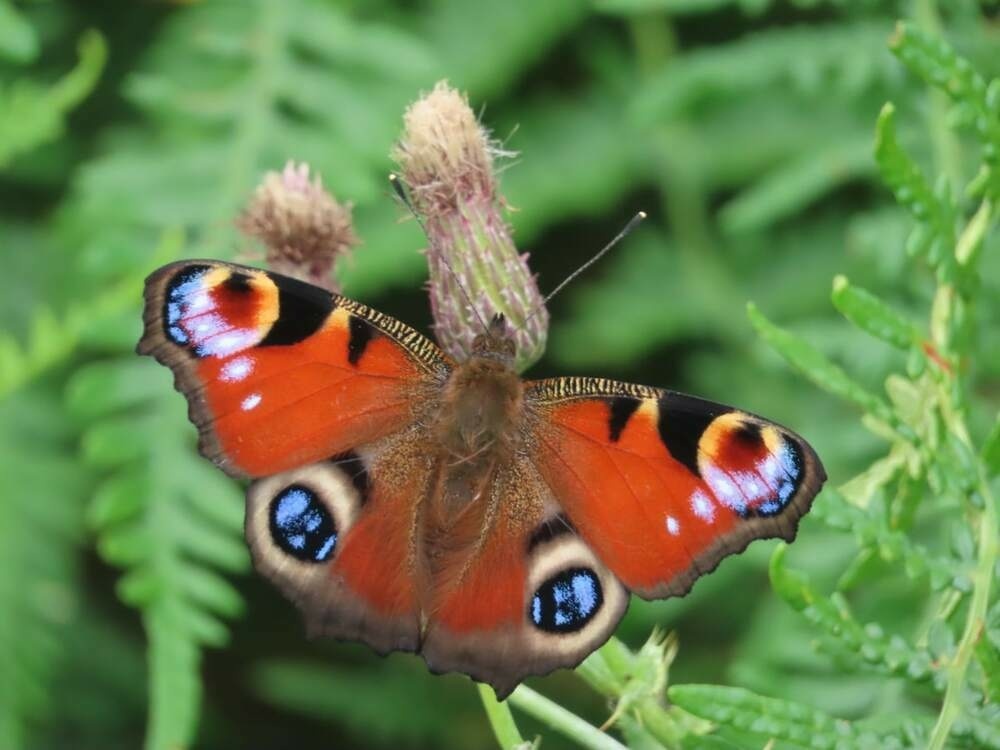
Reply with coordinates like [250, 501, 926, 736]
[138, 260, 825, 697]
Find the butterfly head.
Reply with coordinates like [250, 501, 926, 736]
[469, 313, 517, 367]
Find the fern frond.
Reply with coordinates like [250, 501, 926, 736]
[632, 22, 893, 124]
[890, 22, 1000, 200]
[68, 358, 248, 750]
[0, 265, 150, 400]
[68, 0, 437, 263]
[0, 0, 38, 63]
[875, 103, 957, 263]
[0, 30, 106, 168]
[669, 683, 930, 748]
[0, 393, 87, 749]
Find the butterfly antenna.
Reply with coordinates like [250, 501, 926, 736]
[389, 173, 491, 335]
[523, 211, 646, 326]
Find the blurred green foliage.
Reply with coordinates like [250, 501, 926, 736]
[0, 1, 997, 749]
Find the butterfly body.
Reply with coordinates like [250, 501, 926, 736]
[138, 259, 825, 697]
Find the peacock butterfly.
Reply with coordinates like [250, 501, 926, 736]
[137, 260, 825, 697]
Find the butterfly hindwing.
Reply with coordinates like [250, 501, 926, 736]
[137, 260, 451, 478]
[419, 457, 628, 698]
[245, 427, 437, 654]
[526, 377, 825, 599]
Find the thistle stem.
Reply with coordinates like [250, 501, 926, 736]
[507, 686, 627, 750]
[478, 684, 526, 749]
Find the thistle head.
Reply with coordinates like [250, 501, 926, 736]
[237, 161, 357, 292]
[393, 81, 548, 371]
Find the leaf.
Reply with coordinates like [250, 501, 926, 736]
[746, 303, 898, 428]
[0, 392, 87, 749]
[769, 544, 938, 686]
[0, 30, 106, 167]
[830, 276, 922, 351]
[632, 22, 892, 124]
[420, 0, 589, 98]
[71, 358, 249, 750]
[889, 22, 1000, 199]
[0, 0, 39, 63]
[873, 103, 955, 261]
[719, 136, 874, 235]
[668, 683, 909, 748]
[0, 255, 152, 401]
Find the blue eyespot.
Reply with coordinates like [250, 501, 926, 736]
[163, 266, 209, 346]
[754, 440, 804, 517]
[269, 485, 337, 563]
[529, 568, 603, 633]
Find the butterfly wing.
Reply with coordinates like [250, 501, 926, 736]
[137, 260, 450, 478]
[244, 430, 437, 653]
[418, 456, 629, 698]
[525, 377, 825, 599]
[417, 376, 823, 697]
[138, 260, 451, 653]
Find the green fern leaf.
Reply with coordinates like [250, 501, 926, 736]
[68, 358, 248, 750]
[0, 30, 106, 168]
[0, 393, 87, 749]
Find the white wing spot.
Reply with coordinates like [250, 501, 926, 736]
[690, 490, 715, 522]
[220, 356, 254, 383]
[665, 515, 681, 535]
[241, 393, 262, 411]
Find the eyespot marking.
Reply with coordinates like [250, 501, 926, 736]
[698, 428, 805, 519]
[750, 437, 803, 517]
[224, 272, 254, 294]
[529, 567, 603, 633]
[733, 421, 763, 447]
[163, 265, 211, 346]
[269, 484, 337, 562]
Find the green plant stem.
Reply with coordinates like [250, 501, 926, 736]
[927, 421, 999, 749]
[508, 686, 627, 750]
[913, 0, 964, 192]
[478, 684, 525, 749]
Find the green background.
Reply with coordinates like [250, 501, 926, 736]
[2, 1, 997, 749]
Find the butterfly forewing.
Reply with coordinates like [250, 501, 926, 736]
[137, 260, 450, 478]
[525, 377, 825, 599]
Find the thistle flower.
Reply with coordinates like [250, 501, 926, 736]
[392, 81, 548, 371]
[237, 161, 357, 292]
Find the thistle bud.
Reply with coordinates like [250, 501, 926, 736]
[237, 161, 357, 292]
[392, 81, 548, 371]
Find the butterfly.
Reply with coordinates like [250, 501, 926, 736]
[137, 259, 826, 698]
